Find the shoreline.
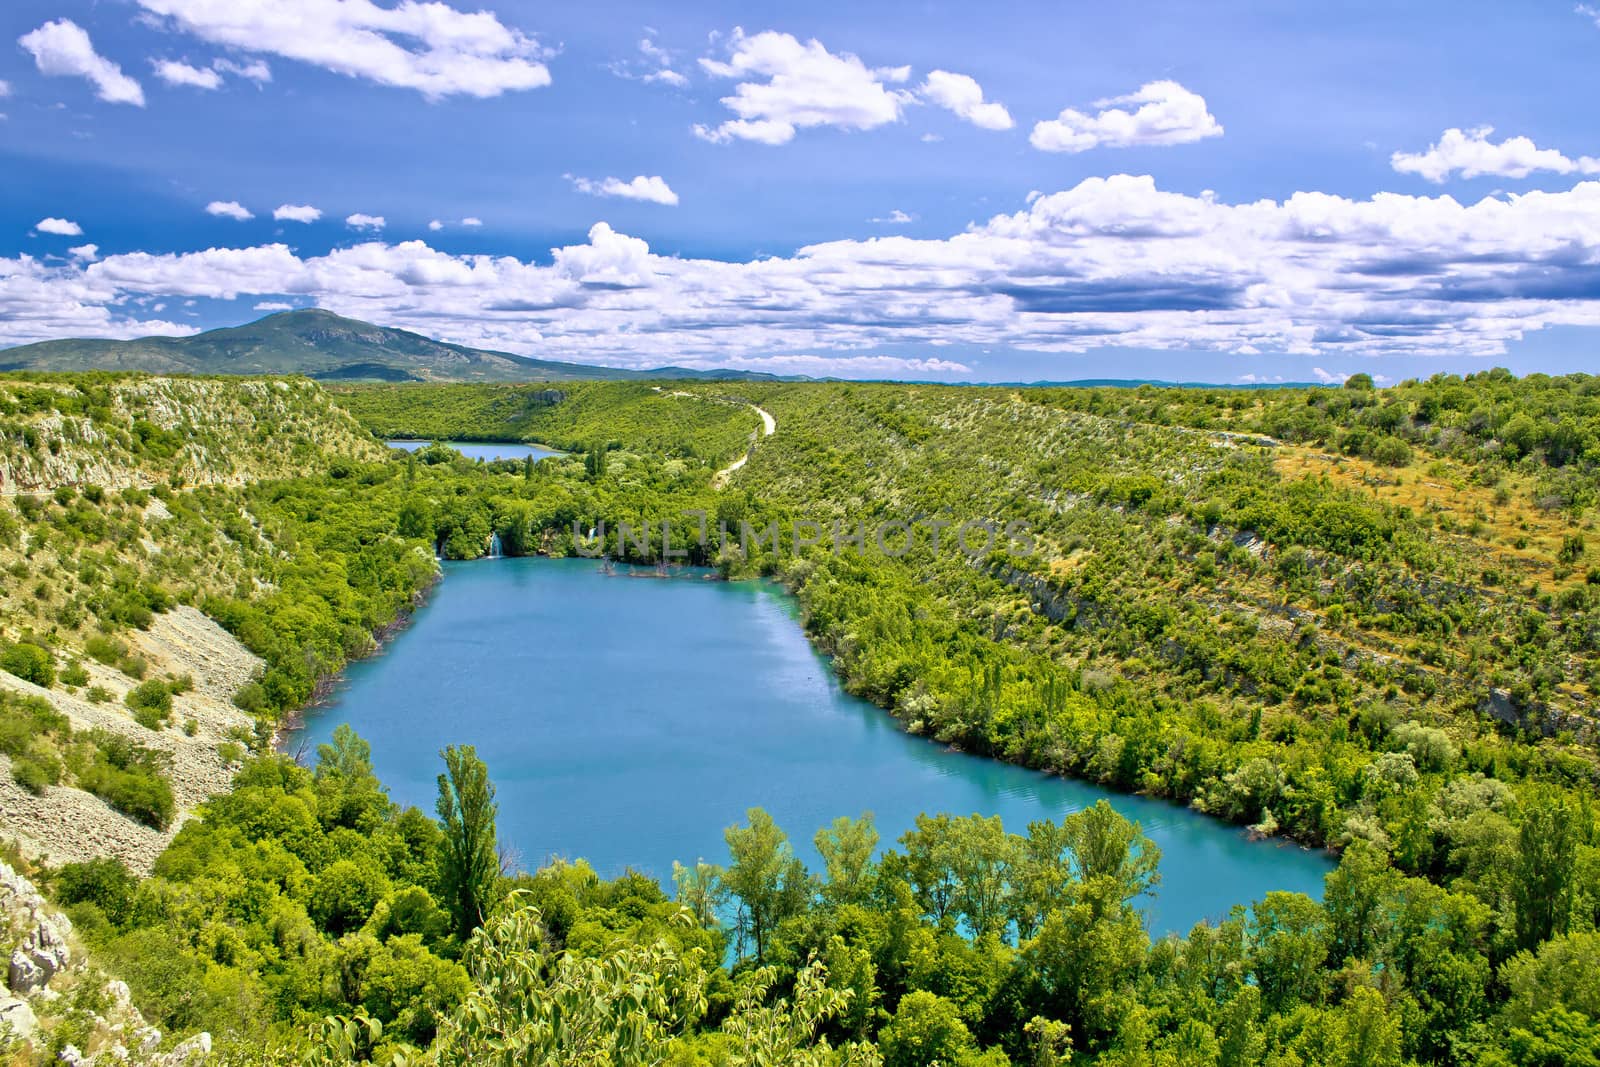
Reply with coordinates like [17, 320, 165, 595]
[265, 550, 1334, 864]
[269, 567, 444, 754]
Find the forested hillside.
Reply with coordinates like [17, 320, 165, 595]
[330, 380, 765, 465]
[2, 370, 1598, 1064]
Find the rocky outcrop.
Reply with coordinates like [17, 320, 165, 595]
[0, 859, 209, 1062]
[1480, 687, 1597, 743]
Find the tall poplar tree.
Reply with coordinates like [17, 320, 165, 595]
[436, 744, 501, 942]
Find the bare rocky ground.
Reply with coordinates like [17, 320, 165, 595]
[0, 857, 210, 1063]
[0, 606, 261, 875]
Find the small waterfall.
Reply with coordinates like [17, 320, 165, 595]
[487, 532, 503, 559]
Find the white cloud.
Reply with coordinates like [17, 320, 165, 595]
[253, 301, 294, 311]
[871, 209, 914, 224]
[153, 56, 272, 89]
[0, 80, 11, 97]
[35, 218, 84, 236]
[694, 28, 911, 145]
[152, 59, 222, 89]
[273, 203, 322, 223]
[132, 0, 550, 100]
[613, 35, 688, 87]
[690, 353, 972, 377]
[428, 220, 444, 231]
[12, 177, 1600, 366]
[206, 200, 254, 221]
[1031, 80, 1221, 152]
[1392, 126, 1600, 183]
[346, 213, 386, 230]
[18, 20, 145, 106]
[1580, 4, 1600, 28]
[461, 216, 483, 227]
[919, 70, 1012, 130]
[1311, 367, 1349, 385]
[570, 175, 679, 206]
[214, 57, 271, 83]
[68, 244, 99, 262]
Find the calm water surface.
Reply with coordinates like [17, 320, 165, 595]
[289, 558, 1330, 935]
[386, 440, 564, 462]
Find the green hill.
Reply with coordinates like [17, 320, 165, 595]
[0, 309, 787, 384]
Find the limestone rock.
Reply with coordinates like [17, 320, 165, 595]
[0, 995, 37, 1040]
[158, 1032, 212, 1065]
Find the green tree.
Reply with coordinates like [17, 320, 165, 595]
[431, 900, 706, 1067]
[435, 744, 501, 942]
[723, 807, 812, 963]
[719, 957, 879, 1067]
[316, 724, 391, 830]
[879, 991, 978, 1067]
[815, 813, 878, 904]
[1248, 892, 1329, 1014]
[1515, 786, 1578, 950]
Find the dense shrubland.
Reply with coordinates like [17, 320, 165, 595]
[329, 381, 763, 467]
[3, 369, 1600, 1062]
[42, 734, 1600, 1065]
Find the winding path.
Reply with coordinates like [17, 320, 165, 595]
[712, 403, 776, 488]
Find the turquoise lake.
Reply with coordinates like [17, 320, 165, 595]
[386, 440, 564, 462]
[289, 557, 1331, 936]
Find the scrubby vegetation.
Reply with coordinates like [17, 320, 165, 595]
[3, 368, 1600, 1063]
[0, 689, 173, 826]
[330, 381, 764, 466]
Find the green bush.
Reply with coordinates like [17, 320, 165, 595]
[59, 660, 90, 688]
[54, 857, 136, 926]
[80, 733, 174, 829]
[125, 680, 174, 730]
[11, 756, 58, 795]
[1, 642, 55, 687]
[84, 634, 128, 667]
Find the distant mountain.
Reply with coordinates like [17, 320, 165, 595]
[0, 310, 791, 383]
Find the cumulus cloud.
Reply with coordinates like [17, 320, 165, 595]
[1392, 126, 1600, 183]
[18, 19, 145, 106]
[152, 59, 222, 89]
[273, 203, 322, 223]
[871, 209, 914, 224]
[0, 80, 10, 97]
[461, 216, 483, 227]
[428, 220, 444, 231]
[253, 301, 294, 311]
[68, 244, 99, 262]
[131, 0, 550, 100]
[694, 28, 912, 144]
[570, 175, 679, 205]
[11, 177, 1600, 366]
[345, 213, 386, 230]
[206, 200, 254, 221]
[1580, 4, 1600, 28]
[1031, 80, 1221, 152]
[919, 70, 1012, 130]
[34, 218, 84, 236]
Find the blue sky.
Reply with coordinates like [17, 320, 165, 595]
[4, 0, 1600, 381]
